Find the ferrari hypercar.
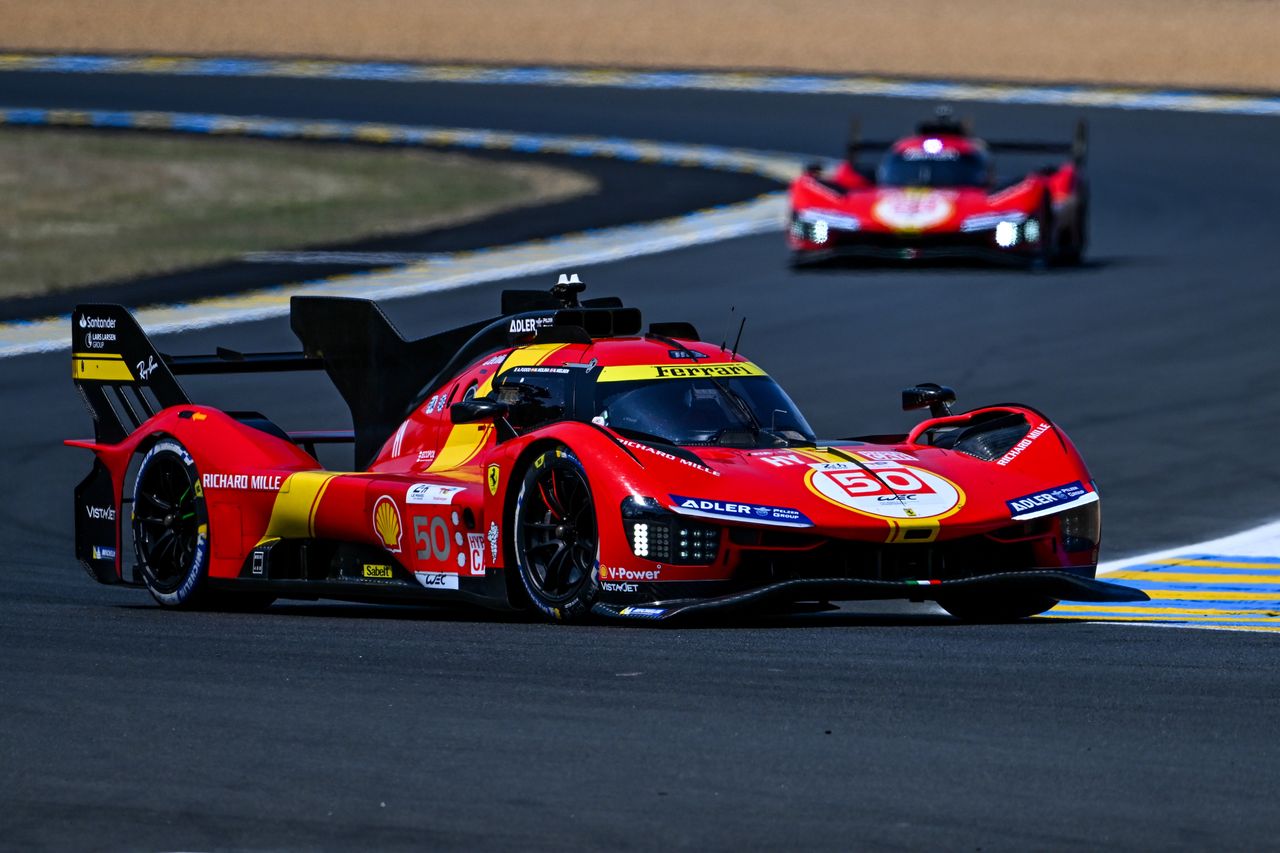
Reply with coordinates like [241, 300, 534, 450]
[68, 274, 1143, 622]
[788, 110, 1088, 268]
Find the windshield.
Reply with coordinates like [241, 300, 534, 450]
[877, 151, 990, 188]
[593, 375, 816, 448]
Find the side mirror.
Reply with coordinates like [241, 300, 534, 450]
[450, 398, 509, 424]
[902, 383, 956, 418]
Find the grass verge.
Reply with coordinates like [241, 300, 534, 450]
[0, 127, 596, 298]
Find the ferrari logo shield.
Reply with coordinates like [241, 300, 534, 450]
[487, 464, 500, 496]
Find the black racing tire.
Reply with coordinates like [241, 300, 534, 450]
[131, 438, 214, 608]
[511, 446, 601, 622]
[1033, 190, 1057, 270]
[1058, 196, 1088, 266]
[131, 438, 274, 611]
[937, 593, 1057, 623]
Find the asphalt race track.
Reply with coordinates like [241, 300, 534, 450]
[2, 68, 1279, 850]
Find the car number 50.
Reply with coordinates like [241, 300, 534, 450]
[414, 516, 451, 561]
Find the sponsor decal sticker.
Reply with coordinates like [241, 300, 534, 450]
[488, 521, 500, 561]
[85, 505, 116, 521]
[467, 533, 486, 575]
[600, 564, 663, 582]
[619, 606, 666, 619]
[602, 581, 640, 593]
[858, 450, 917, 462]
[996, 421, 1052, 466]
[506, 365, 570, 375]
[596, 362, 767, 382]
[91, 545, 117, 561]
[806, 463, 963, 520]
[487, 464, 501, 496]
[415, 571, 460, 590]
[373, 495, 403, 553]
[201, 473, 284, 491]
[1006, 480, 1095, 519]
[508, 316, 554, 334]
[362, 563, 394, 579]
[669, 495, 812, 527]
[754, 453, 807, 468]
[618, 439, 717, 474]
[406, 483, 465, 505]
[423, 393, 448, 415]
[135, 354, 159, 381]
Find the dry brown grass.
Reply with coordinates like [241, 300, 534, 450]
[2, 0, 1278, 91]
[0, 128, 595, 297]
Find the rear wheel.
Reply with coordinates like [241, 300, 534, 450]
[512, 447, 600, 622]
[131, 438, 273, 611]
[938, 593, 1057, 623]
[1033, 190, 1057, 269]
[1058, 196, 1088, 266]
[132, 439, 212, 608]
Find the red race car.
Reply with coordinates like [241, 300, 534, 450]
[788, 110, 1088, 268]
[68, 275, 1142, 622]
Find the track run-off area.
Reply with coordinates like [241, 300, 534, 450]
[1, 55, 1278, 850]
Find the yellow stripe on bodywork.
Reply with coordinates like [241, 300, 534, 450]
[71, 352, 133, 381]
[596, 362, 766, 382]
[428, 343, 567, 472]
[257, 471, 339, 543]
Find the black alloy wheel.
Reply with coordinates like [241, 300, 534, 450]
[513, 447, 600, 621]
[132, 438, 210, 607]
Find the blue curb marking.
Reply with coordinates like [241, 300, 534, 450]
[1048, 555, 1280, 632]
[2, 53, 1278, 117]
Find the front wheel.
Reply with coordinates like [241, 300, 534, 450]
[512, 446, 601, 622]
[937, 593, 1057, 623]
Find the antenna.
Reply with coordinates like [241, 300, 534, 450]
[719, 305, 736, 352]
[730, 317, 747, 358]
[551, 272, 585, 307]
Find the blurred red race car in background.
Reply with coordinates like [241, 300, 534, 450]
[788, 109, 1088, 268]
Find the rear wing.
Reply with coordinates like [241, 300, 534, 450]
[72, 286, 643, 470]
[844, 116, 1087, 167]
[71, 305, 324, 447]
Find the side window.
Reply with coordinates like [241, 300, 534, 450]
[494, 368, 572, 431]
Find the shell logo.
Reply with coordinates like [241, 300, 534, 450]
[873, 190, 955, 232]
[373, 495, 403, 553]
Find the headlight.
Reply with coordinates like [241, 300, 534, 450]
[1059, 499, 1100, 555]
[994, 221, 1019, 247]
[1021, 218, 1041, 244]
[621, 496, 720, 565]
